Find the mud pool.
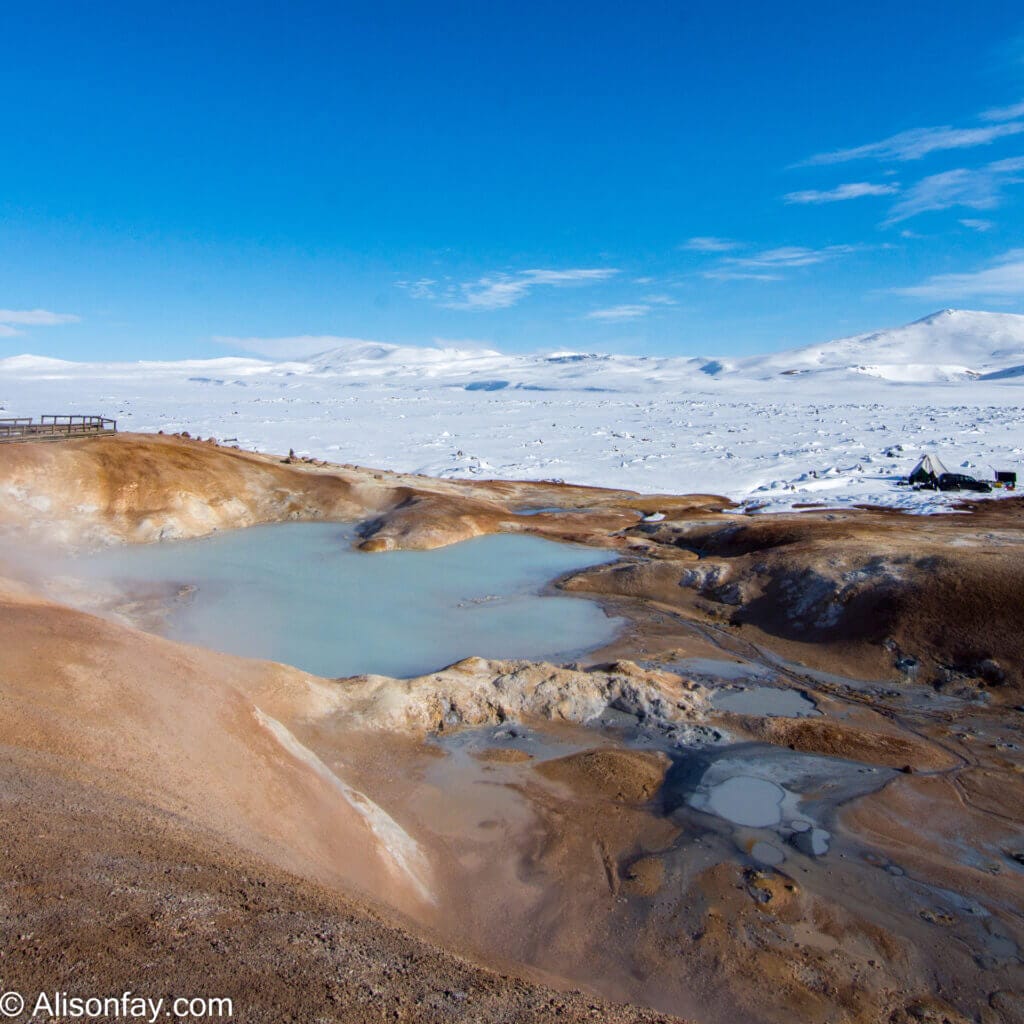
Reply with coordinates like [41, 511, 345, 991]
[663, 742, 893, 866]
[70, 523, 622, 677]
[422, 719, 889, 876]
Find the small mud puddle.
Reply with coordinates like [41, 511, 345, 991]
[749, 840, 786, 865]
[667, 742, 891, 863]
[667, 656, 775, 682]
[427, 721, 590, 763]
[705, 776, 785, 826]
[712, 685, 819, 718]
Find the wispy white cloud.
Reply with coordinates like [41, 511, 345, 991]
[0, 309, 80, 326]
[445, 278, 527, 310]
[585, 304, 651, 321]
[730, 244, 857, 269]
[213, 334, 385, 359]
[0, 308, 80, 337]
[959, 217, 994, 231]
[784, 181, 899, 204]
[395, 278, 437, 300]
[982, 99, 1024, 122]
[520, 269, 617, 286]
[681, 236, 742, 253]
[698, 243, 857, 282]
[803, 121, 1024, 165]
[883, 157, 1024, 224]
[893, 249, 1024, 299]
[641, 293, 677, 305]
[701, 270, 782, 282]
[439, 268, 618, 311]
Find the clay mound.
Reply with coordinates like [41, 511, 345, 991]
[328, 657, 705, 736]
[0, 431, 366, 547]
[536, 748, 670, 803]
[0, 581, 435, 911]
[741, 717, 959, 771]
[621, 855, 665, 896]
[358, 493, 509, 551]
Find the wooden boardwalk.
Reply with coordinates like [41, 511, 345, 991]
[0, 415, 117, 443]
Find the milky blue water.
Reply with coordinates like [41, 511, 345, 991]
[74, 523, 621, 678]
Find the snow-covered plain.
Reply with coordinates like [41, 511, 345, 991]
[4, 309, 1024, 513]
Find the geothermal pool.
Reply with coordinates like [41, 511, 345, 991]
[73, 523, 622, 678]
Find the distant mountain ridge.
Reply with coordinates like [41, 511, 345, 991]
[4, 309, 1024, 389]
[297, 308, 1024, 387]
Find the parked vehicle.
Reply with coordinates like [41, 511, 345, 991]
[936, 473, 992, 493]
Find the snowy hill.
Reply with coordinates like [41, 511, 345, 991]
[729, 309, 1024, 383]
[307, 340, 503, 372]
[0, 354, 80, 372]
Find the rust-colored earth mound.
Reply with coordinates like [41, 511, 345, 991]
[0, 430, 722, 551]
[535, 747, 670, 802]
[736, 715, 960, 771]
[566, 502, 1024, 700]
[472, 746, 535, 763]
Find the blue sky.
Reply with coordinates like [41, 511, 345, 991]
[3, 0, 1024, 361]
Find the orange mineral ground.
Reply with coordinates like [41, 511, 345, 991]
[1, 432, 1022, 1024]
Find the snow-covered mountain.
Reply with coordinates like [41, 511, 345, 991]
[304, 340, 520, 380]
[280, 308, 1024, 386]
[256, 308, 1024, 387]
[723, 309, 1024, 383]
[276, 310, 1024, 389]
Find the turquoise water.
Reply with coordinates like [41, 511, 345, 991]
[74, 523, 621, 678]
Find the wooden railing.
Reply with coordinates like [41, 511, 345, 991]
[0, 415, 117, 442]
